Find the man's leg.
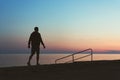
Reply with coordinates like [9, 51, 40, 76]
[27, 49, 35, 65]
[36, 48, 40, 65]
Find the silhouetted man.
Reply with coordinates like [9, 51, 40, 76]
[27, 27, 45, 66]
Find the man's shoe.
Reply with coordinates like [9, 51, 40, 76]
[36, 63, 40, 66]
[27, 62, 31, 66]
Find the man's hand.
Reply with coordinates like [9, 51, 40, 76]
[43, 45, 46, 49]
[28, 45, 30, 48]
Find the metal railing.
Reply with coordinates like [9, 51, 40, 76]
[55, 48, 93, 64]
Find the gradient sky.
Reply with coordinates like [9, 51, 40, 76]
[1, 0, 120, 53]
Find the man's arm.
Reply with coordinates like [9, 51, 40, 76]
[28, 34, 32, 48]
[40, 34, 45, 48]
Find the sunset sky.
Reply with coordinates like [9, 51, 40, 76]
[1, 0, 120, 53]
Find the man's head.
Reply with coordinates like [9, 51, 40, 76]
[34, 27, 39, 32]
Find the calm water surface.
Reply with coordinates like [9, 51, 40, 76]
[0, 53, 120, 67]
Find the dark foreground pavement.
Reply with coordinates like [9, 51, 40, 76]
[0, 60, 120, 80]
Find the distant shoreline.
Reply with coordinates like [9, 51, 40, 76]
[1, 52, 120, 54]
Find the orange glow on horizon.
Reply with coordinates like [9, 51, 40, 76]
[45, 36, 120, 52]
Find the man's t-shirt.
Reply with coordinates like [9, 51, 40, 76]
[29, 31, 42, 49]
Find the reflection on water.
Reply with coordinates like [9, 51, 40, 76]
[0, 54, 68, 67]
[0, 53, 120, 67]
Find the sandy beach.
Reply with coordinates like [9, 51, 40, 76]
[0, 60, 120, 80]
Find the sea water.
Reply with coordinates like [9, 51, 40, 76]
[0, 53, 120, 67]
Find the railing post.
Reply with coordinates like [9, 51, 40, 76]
[72, 54, 74, 63]
[55, 60, 57, 64]
[91, 49, 93, 61]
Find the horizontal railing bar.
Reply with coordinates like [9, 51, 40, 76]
[73, 48, 92, 55]
[55, 54, 72, 63]
[65, 60, 73, 63]
[65, 54, 91, 63]
[74, 54, 91, 61]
